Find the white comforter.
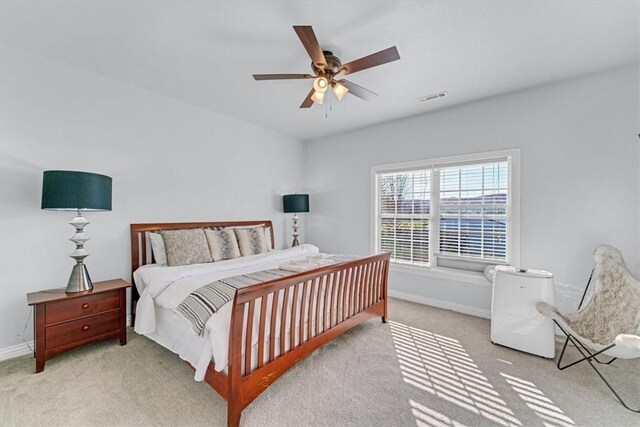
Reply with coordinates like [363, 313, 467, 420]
[134, 244, 320, 379]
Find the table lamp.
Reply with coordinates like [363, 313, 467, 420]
[283, 194, 309, 247]
[41, 170, 112, 293]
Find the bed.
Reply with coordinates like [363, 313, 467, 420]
[130, 220, 390, 427]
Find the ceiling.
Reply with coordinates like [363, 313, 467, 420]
[1, 1, 638, 141]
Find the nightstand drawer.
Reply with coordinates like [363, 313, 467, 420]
[45, 290, 119, 324]
[46, 310, 120, 349]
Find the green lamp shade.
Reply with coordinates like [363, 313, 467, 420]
[41, 170, 112, 211]
[283, 194, 309, 213]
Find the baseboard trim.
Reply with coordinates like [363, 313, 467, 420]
[0, 341, 34, 361]
[0, 315, 133, 362]
[388, 290, 492, 319]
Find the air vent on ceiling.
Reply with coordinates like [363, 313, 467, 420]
[417, 91, 448, 103]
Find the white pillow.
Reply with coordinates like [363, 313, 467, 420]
[264, 227, 273, 250]
[149, 232, 167, 265]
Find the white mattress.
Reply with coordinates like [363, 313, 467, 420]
[134, 244, 323, 380]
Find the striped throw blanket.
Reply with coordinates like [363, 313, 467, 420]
[175, 255, 357, 336]
[176, 269, 298, 336]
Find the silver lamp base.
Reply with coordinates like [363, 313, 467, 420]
[66, 263, 93, 293]
[291, 213, 300, 247]
[65, 210, 94, 293]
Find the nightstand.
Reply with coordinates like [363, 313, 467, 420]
[26, 279, 130, 373]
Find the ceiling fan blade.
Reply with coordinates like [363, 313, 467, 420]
[339, 46, 400, 76]
[341, 80, 378, 101]
[293, 26, 326, 67]
[253, 74, 314, 81]
[300, 88, 316, 108]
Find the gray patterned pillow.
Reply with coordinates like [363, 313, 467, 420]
[204, 228, 241, 262]
[160, 228, 213, 267]
[224, 224, 273, 250]
[234, 226, 269, 256]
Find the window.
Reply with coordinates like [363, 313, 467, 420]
[372, 150, 519, 274]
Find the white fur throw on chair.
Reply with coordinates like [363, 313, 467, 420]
[537, 244, 640, 359]
[615, 334, 640, 351]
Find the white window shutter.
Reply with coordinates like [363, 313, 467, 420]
[437, 161, 509, 264]
[377, 169, 431, 266]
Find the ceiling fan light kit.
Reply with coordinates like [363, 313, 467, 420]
[310, 90, 325, 105]
[253, 25, 400, 109]
[331, 81, 349, 101]
[313, 76, 329, 93]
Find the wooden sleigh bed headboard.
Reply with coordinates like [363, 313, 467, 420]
[129, 220, 390, 427]
[131, 220, 275, 273]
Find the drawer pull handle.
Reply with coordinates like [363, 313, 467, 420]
[82, 325, 90, 331]
[82, 303, 89, 309]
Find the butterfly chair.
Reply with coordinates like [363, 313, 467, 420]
[536, 245, 640, 412]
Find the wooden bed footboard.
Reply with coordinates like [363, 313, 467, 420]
[130, 221, 389, 427]
[225, 253, 390, 426]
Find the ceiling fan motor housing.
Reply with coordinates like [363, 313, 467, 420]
[312, 51, 342, 75]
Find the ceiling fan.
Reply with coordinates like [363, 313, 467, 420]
[253, 26, 400, 108]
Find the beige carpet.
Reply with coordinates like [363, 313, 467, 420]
[1, 298, 638, 427]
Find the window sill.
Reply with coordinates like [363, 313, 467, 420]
[389, 263, 491, 286]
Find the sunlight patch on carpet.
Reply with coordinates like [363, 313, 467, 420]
[410, 399, 469, 427]
[500, 373, 576, 427]
[389, 320, 522, 427]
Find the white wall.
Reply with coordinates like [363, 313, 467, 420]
[0, 47, 305, 352]
[305, 65, 640, 316]
[1, 46, 638, 356]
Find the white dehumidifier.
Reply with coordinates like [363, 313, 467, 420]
[491, 266, 556, 358]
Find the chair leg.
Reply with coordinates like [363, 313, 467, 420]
[579, 342, 640, 412]
[557, 335, 571, 370]
[556, 324, 613, 370]
[559, 334, 617, 366]
[555, 323, 639, 412]
[573, 336, 617, 365]
[557, 337, 614, 370]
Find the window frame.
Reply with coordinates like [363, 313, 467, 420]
[370, 149, 521, 282]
